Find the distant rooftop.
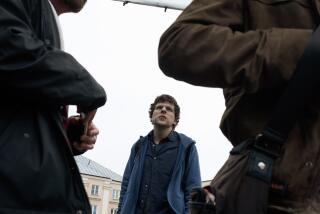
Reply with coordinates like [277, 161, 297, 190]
[75, 155, 122, 182]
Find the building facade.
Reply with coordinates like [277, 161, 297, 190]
[202, 180, 211, 187]
[75, 156, 122, 214]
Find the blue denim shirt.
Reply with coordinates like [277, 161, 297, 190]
[136, 132, 179, 214]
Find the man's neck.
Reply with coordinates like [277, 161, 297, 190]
[49, 0, 68, 15]
[153, 127, 173, 144]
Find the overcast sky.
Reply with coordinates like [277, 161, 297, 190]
[59, 0, 232, 181]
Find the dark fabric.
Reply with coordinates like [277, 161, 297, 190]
[118, 132, 201, 214]
[190, 139, 270, 214]
[136, 132, 179, 214]
[0, 0, 106, 112]
[158, 0, 320, 210]
[265, 24, 320, 139]
[0, 1, 106, 213]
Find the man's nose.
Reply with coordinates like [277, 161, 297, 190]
[160, 107, 167, 112]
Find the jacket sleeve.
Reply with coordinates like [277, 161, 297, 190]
[117, 144, 137, 213]
[0, 0, 106, 111]
[158, 0, 311, 92]
[183, 144, 201, 214]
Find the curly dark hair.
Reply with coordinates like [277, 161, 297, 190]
[149, 94, 180, 125]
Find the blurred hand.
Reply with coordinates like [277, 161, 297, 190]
[68, 109, 99, 154]
[82, 109, 97, 134]
[72, 122, 99, 153]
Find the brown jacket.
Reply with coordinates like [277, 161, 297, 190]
[159, 0, 320, 210]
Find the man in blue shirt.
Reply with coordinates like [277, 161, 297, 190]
[118, 94, 201, 214]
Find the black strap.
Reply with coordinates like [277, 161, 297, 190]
[256, 25, 320, 156]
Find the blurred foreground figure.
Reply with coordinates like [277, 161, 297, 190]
[118, 94, 201, 214]
[0, 0, 106, 213]
[159, 0, 320, 213]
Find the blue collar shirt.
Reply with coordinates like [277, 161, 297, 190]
[136, 131, 179, 214]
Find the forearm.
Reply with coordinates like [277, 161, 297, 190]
[118, 148, 136, 212]
[0, 42, 106, 110]
[159, 0, 311, 91]
[0, 2, 106, 110]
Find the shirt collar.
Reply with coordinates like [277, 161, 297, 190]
[148, 130, 178, 143]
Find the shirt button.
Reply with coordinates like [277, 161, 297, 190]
[76, 210, 83, 214]
[153, 157, 157, 160]
[305, 161, 314, 169]
[145, 184, 148, 188]
[24, 133, 30, 138]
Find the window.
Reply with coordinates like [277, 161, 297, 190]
[111, 208, 118, 214]
[112, 189, 120, 200]
[91, 185, 99, 196]
[91, 205, 97, 214]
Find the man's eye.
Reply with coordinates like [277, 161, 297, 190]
[166, 107, 173, 112]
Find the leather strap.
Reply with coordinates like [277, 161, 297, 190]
[256, 25, 320, 156]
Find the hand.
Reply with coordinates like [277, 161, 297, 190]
[81, 109, 97, 134]
[72, 122, 99, 153]
[67, 108, 98, 154]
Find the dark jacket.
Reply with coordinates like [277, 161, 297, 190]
[159, 0, 320, 210]
[118, 132, 201, 214]
[0, 1, 106, 213]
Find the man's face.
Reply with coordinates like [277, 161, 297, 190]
[63, 0, 87, 12]
[151, 102, 177, 129]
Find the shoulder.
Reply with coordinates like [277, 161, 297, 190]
[176, 132, 196, 146]
[131, 135, 148, 151]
